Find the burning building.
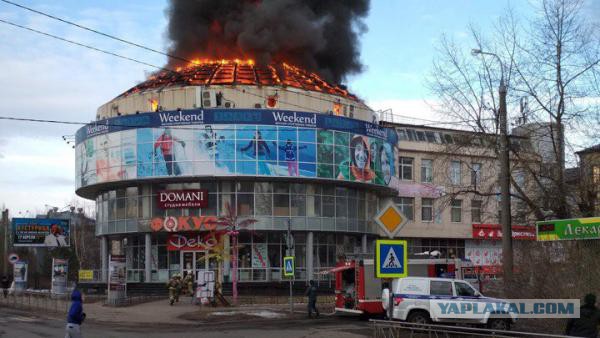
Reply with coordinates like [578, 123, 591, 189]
[74, 0, 400, 292]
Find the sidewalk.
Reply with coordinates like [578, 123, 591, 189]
[83, 297, 334, 326]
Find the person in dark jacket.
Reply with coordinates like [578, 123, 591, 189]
[566, 293, 600, 338]
[1, 275, 9, 298]
[65, 289, 86, 338]
[305, 280, 320, 318]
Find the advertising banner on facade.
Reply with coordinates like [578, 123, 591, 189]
[157, 189, 208, 209]
[252, 243, 268, 268]
[75, 109, 399, 191]
[51, 258, 68, 294]
[465, 240, 502, 266]
[537, 217, 600, 241]
[166, 232, 222, 251]
[108, 255, 126, 291]
[13, 261, 28, 283]
[472, 224, 536, 240]
[11, 218, 70, 247]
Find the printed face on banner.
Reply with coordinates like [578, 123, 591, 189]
[77, 111, 397, 189]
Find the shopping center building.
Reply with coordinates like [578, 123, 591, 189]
[74, 60, 399, 286]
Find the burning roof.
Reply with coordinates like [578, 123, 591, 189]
[118, 59, 358, 100]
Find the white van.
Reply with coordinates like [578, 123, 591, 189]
[381, 277, 515, 331]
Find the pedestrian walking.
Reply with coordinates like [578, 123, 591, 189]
[166, 274, 181, 306]
[1, 275, 9, 298]
[305, 280, 320, 318]
[65, 289, 86, 338]
[566, 293, 600, 338]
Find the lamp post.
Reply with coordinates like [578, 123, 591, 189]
[471, 49, 513, 280]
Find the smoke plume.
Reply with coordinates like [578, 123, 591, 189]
[165, 0, 370, 84]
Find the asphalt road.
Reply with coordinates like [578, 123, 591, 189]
[0, 307, 372, 338]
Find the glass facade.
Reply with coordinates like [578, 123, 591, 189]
[95, 181, 382, 236]
[122, 232, 371, 283]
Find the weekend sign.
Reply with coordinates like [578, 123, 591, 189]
[537, 217, 600, 241]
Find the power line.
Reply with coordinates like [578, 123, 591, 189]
[0, 18, 168, 71]
[0, 0, 360, 106]
[0, 9, 478, 128]
[0, 0, 188, 64]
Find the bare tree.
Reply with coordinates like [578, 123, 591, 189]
[429, 0, 600, 220]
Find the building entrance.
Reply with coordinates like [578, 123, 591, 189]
[180, 250, 219, 281]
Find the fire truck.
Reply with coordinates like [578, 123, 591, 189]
[330, 258, 385, 317]
[326, 257, 474, 317]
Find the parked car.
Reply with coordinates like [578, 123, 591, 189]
[381, 277, 515, 330]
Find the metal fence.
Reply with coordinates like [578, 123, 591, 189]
[0, 289, 70, 314]
[370, 320, 577, 338]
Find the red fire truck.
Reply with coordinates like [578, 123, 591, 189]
[329, 259, 385, 317]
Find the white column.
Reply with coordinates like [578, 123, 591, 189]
[145, 233, 152, 283]
[362, 234, 368, 254]
[306, 231, 314, 282]
[101, 236, 108, 282]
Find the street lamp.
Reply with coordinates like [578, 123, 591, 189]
[471, 48, 513, 281]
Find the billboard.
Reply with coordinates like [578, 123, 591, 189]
[536, 217, 600, 241]
[51, 258, 68, 294]
[75, 109, 398, 190]
[11, 218, 70, 247]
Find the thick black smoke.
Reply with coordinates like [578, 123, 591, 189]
[165, 0, 370, 84]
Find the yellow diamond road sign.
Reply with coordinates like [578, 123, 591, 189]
[374, 202, 408, 238]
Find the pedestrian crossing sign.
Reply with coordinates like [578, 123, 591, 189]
[283, 256, 295, 277]
[375, 239, 408, 278]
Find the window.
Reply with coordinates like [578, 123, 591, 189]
[425, 131, 437, 143]
[416, 131, 427, 142]
[399, 157, 413, 181]
[471, 163, 481, 186]
[406, 129, 417, 141]
[421, 159, 433, 183]
[471, 200, 482, 223]
[450, 160, 461, 185]
[397, 129, 408, 141]
[421, 198, 433, 222]
[395, 197, 414, 221]
[451, 199, 462, 222]
[593, 166, 600, 184]
[443, 134, 454, 144]
[430, 281, 453, 296]
[455, 282, 477, 297]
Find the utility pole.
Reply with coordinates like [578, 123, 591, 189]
[286, 219, 293, 314]
[2, 209, 8, 276]
[471, 49, 513, 281]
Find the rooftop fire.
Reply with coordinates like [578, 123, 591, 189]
[118, 59, 357, 100]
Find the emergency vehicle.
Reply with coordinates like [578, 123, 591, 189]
[328, 259, 385, 316]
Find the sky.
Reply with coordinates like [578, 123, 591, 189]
[0, 0, 596, 215]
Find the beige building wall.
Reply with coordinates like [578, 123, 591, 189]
[386, 124, 539, 240]
[96, 85, 374, 122]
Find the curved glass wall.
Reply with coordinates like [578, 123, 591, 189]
[75, 109, 398, 191]
[95, 181, 382, 236]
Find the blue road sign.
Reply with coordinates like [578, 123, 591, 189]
[375, 239, 408, 278]
[283, 256, 295, 277]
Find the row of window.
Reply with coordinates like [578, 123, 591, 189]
[398, 157, 482, 186]
[394, 197, 482, 223]
[95, 181, 381, 222]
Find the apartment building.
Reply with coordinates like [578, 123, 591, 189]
[383, 122, 539, 273]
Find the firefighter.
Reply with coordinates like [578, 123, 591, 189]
[183, 272, 194, 297]
[166, 274, 181, 306]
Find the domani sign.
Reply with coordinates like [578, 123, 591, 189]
[157, 189, 208, 209]
[537, 217, 600, 241]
